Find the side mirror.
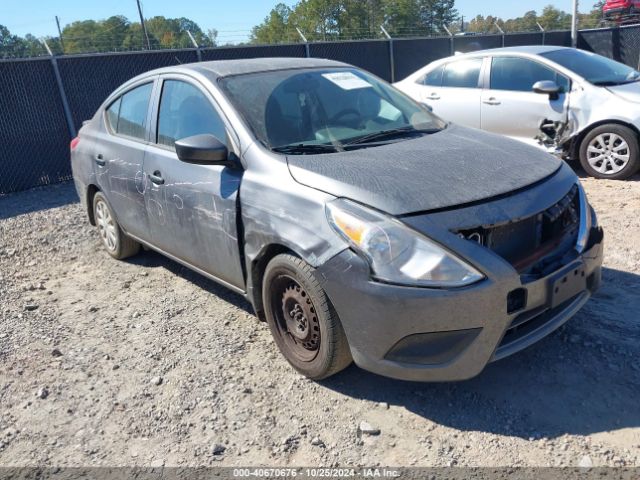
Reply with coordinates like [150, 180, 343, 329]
[533, 80, 562, 100]
[175, 134, 235, 167]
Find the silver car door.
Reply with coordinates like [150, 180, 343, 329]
[143, 76, 244, 290]
[422, 57, 484, 128]
[481, 56, 570, 146]
[93, 80, 155, 239]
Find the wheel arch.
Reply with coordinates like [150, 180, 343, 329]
[86, 184, 100, 226]
[568, 119, 640, 160]
[246, 243, 303, 321]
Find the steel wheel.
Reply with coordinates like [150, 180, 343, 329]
[586, 133, 631, 175]
[95, 198, 118, 252]
[269, 274, 321, 363]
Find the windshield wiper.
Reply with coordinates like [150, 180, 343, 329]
[343, 127, 438, 146]
[592, 78, 640, 86]
[271, 143, 339, 155]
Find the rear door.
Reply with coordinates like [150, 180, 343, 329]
[94, 80, 155, 239]
[481, 56, 570, 145]
[415, 57, 484, 128]
[143, 75, 245, 290]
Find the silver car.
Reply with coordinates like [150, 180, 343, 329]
[395, 46, 640, 180]
[71, 58, 603, 382]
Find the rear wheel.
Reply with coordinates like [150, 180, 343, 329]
[93, 192, 140, 260]
[262, 254, 352, 380]
[579, 124, 640, 180]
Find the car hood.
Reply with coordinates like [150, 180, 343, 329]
[286, 124, 562, 216]
[607, 82, 640, 103]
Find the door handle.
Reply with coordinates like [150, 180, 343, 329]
[426, 93, 441, 100]
[94, 154, 106, 167]
[483, 98, 501, 106]
[148, 171, 165, 185]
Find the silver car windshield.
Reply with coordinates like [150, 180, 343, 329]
[218, 67, 445, 154]
[541, 48, 640, 86]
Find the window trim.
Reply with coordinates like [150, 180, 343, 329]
[150, 74, 240, 155]
[488, 55, 572, 94]
[103, 79, 157, 144]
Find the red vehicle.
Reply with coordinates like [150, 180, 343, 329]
[603, 0, 640, 21]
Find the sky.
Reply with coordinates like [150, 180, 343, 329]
[1, 0, 599, 41]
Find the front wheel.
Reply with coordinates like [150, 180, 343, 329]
[262, 254, 352, 380]
[579, 124, 640, 180]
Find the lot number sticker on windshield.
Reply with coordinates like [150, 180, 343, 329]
[322, 72, 372, 90]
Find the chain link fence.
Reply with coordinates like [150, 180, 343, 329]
[1, 26, 639, 195]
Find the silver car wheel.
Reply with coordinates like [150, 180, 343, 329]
[587, 133, 631, 175]
[95, 199, 118, 252]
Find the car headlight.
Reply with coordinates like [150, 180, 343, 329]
[576, 182, 592, 253]
[326, 199, 484, 288]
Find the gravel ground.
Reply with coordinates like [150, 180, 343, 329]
[0, 174, 638, 468]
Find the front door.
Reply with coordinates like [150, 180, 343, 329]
[143, 77, 244, 289]
[481, 56, 570, 146]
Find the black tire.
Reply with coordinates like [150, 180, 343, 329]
[262, 254, 352, 380]
[92, 192, 140, 260]
[579, 124, 640, 180]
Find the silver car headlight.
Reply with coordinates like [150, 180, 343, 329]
[576, 182, 592, 253]
[326, 199, 484, 288]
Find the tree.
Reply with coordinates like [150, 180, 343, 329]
[538, 5, 572, 30]
[251, 3, 297, 44]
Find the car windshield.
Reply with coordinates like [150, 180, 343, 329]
[218, 67, 446, 154]
[541, 48, 640, 86]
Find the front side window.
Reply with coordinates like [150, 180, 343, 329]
[218, 68, 445, 153]
[490, 57, 569, 92]
[115, 83, 153, 140]
[157, 80, 227, 148]
[442, 58, 483, 88]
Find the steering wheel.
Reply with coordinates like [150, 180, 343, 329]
[329, 108, 360, 125]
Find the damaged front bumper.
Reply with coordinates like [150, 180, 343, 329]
[317, 227, 603, 382]
[316, 167, 604, 382]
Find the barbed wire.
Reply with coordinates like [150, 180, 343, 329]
[3, 20, 639, 59]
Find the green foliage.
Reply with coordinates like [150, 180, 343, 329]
[0, 15, 214, 58]
[250, 0, 459, 42]
[465, 4, 609, 35]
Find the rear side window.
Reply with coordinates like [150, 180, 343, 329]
[491, 57, 570, 92]
[106, 83, 153, 140]
[157, 80, 227, 148]
[442, 58, 483, 88]
[418, 66, 444, 87]
[106, 98, 121, 132]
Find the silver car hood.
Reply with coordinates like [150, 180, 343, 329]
[607, 82, 640, 103]
[287, 125, 562, 216]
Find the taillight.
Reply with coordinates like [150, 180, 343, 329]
[70, 137, 80, 151]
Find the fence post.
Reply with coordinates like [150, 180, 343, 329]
[443, 25, 454, 56]
[380, 26, 395, 83]
[42, 39, 76, 138]
[537, 22, 546, 45]
[296, 28, 310, 58]
[494, 22, 505, 47]
[187, 30, 202, 62]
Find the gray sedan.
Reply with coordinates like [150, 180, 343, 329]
[395, 46, 640, 180]
[71, 58, 603, 381]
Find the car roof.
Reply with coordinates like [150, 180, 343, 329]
[146, 57, 350, 80]
[455, 45, 570, 57]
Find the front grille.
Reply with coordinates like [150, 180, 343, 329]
[457, 185, 580, 276]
